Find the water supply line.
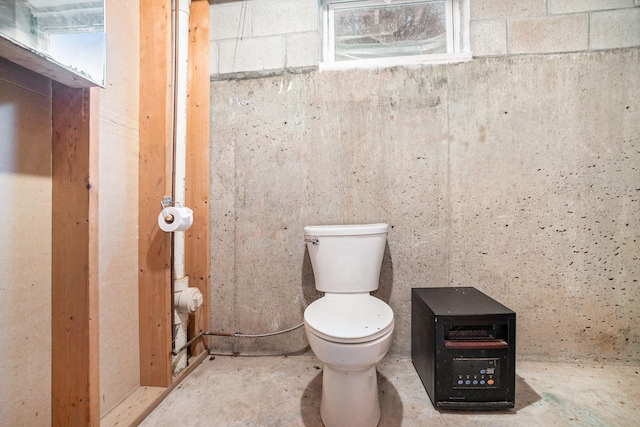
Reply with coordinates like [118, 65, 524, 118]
[171, 323, 306, 356]
[165, 0, 304, 363]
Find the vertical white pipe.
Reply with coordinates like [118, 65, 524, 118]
[173, 0, 191, 281]
[172, 0, 191, 374]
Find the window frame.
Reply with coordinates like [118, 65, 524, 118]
[320, 0, 470, 70]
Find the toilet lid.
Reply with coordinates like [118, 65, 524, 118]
[304, 294, 394, 344]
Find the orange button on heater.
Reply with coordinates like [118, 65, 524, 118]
[487, 379, 495, 385]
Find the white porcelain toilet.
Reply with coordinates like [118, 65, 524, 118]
[303, 223, 394, 427]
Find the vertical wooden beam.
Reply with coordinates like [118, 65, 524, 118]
[139, 0, 173, 387]
[186, 0, 211, 356]
[51, 83, 100, 426]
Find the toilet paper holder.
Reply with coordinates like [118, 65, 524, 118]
[158, 197, 194, 233]
[161, 196, 179, 224]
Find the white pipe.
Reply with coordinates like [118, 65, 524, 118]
[173, 311, 189, 371]
[173, 0, 191, 281]
[172, 0, 192, 374]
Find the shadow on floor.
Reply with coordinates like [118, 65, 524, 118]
[300, 369, 403, 427]
[514, 373, 541, 411]
[378, 370, 404, 426]
[300, 370, 323, 427]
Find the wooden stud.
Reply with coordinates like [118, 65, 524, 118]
[139, 0, 173, 387]
[138, 0, 211, 386]
[51, 83, 100, 426]
[186, 0, 211, 357]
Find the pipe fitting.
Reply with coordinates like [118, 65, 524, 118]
[174, 287, 203, 313]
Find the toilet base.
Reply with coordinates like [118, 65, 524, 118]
[320, 363, 380, 427]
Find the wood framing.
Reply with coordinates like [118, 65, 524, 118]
[138, 0, 211, 388]
[186, 0, 211, 357]
[139, 0, 174, 387]
[51, 83, 100, 426]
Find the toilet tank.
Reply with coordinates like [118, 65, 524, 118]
[304, 223, 388, 293]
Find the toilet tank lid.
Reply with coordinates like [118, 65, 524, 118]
[304, 223, 388, 236]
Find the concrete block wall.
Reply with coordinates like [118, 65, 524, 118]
[208, 0, 640, 365]
[210, 0, 640, 79]
[210, 0, 318, 79]
[471, 0, 640, 56]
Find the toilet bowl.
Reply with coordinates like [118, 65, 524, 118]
[303, 224, 394, 427]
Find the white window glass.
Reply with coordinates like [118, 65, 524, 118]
[333, 1, 446, 61]
[321, 0, 469, 68]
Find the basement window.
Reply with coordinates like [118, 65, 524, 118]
[320, 0, 470, 69]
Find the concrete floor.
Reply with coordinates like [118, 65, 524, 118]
[141, 355, 640, 426]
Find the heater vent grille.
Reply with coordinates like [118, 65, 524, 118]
[447, 325, 497, 340]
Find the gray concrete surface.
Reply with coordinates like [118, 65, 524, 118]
[209, 48, 640, 364]
[141, 355, 640, 426]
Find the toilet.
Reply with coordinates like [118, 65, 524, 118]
[303, 223, 394, 427]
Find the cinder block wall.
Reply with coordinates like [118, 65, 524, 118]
[209, 0, 640, 79]
[208, 0, 640, 365]
[471, 0, 640, 56]
[210, 0, 318, 79]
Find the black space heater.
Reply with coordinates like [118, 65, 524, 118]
[411, 287, 516, 410]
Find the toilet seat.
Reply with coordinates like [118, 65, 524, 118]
[304, 294, 394, 344]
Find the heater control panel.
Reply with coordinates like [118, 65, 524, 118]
[452, 358, 499, 389]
